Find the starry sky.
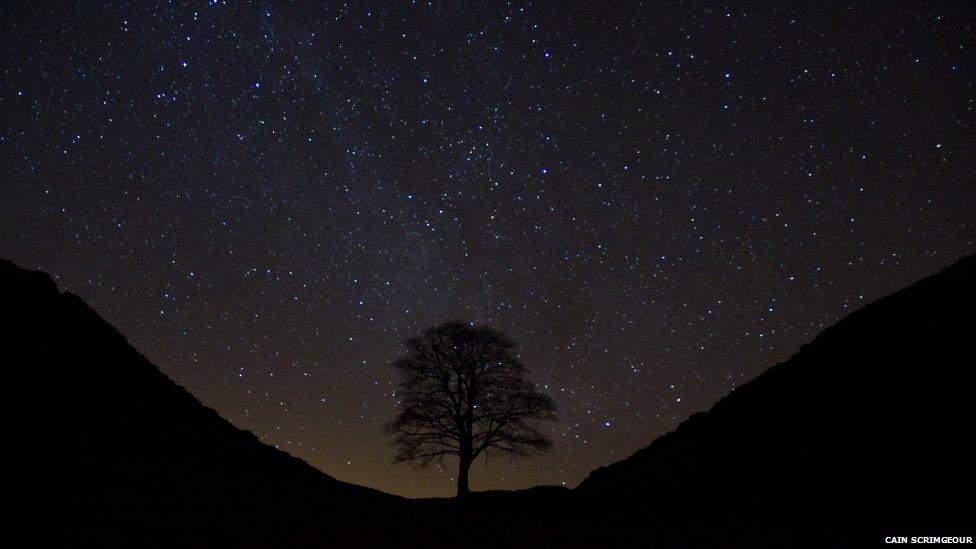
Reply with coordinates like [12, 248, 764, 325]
[1, 1, 974, 497]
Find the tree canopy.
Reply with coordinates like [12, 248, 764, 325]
[385, 320, 557, 496]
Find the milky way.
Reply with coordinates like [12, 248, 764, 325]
[1, 1, 973, 496]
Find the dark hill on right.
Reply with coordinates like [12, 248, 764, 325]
[573, 255, 975, 547]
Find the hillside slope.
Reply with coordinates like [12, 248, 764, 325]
[2, 259, 397, 547]
[576, 255, 976, 546]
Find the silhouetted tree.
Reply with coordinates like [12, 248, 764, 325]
[385, 321, 557, 497]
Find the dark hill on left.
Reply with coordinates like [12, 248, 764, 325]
[1, 258, 403, 547]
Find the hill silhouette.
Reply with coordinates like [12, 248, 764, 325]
[4, 255, 974, 547]
[2, 259, 400, 547]
[574, 254, 976, 546]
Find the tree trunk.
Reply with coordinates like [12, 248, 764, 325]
[457, 454, 472, 497]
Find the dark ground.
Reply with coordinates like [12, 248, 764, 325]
[4, 255, 974, 548]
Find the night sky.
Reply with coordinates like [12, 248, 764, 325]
[2, 1, 973, 497]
